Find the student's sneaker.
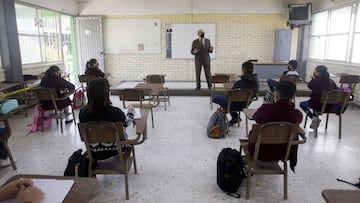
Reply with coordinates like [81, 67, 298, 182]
[310, 118, 321, 129]
[0, 158, 12, 167]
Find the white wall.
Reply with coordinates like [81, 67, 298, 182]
[78, 0, 288, 15]
[18, 0, 78, 15]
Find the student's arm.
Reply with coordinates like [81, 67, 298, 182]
[16, 185, 44, 203]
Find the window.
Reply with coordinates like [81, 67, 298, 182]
[352, 5, 360, 63]
[16, 4, 62, 64]
[309, 5, 357, 63]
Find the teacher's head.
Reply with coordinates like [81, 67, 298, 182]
[197, 29, 205, 38]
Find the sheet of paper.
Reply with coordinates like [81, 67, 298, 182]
[122, 108, 142, 119]
[1, 179, 74, 203]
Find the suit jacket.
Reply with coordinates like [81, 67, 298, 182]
[191, 38, 212, 65]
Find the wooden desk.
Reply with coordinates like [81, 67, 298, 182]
[4, 174, 98, 203]
[130, 108, 150, 145]
[322, 189, 360, 203]
[135, 83, 164, 107]
[243, 108, 257, 136]
[0, 82, 21, 93]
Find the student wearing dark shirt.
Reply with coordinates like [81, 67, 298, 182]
[249, 80, 303, 171]
[40, 66, 75, 122]
[85, 58, 105, 78]
[266, 60, 299, 92]
[299, 65, 337, 129]
[212, 61, 259, 126]
[79, 78, 126, 160]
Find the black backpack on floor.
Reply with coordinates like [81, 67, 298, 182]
[217, 148, 247, 197]
[64, 149, 90, 177]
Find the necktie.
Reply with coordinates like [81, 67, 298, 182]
[202, 38, 204, 46]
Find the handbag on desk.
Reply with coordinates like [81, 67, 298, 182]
[0, 99, 19, 115]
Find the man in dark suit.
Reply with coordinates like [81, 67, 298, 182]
[191, 29, 214, 90]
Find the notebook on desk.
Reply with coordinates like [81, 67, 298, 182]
[121, 108, 142, 119]
[2, 179, 74, 203]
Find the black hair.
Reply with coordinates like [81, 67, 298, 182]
[86, 58, 98, 69]
[85, 78, 111, 114]
[315, 65, 331, 90]
[242, 61, 254, 75]
[288, 60, 298, 69]
[275, 80, 296, 100]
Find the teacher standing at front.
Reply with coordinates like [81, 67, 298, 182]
[191, 29, 214, 90]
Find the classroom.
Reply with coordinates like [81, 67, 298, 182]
[0, 0, 359, 202]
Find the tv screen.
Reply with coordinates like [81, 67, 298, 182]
[288, 3, 312, 25]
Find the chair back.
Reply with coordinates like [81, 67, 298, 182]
[78, 121, 126, 161]
[226, 89, 253, 111]
[320, 90, 351, 114]
[145, 74, 165, 84]
[33, 87, 57, 101]
[339, 75, 360, 91]
[211, 75, 230, 84]
[249, 122, 298, 162]
[119, 88, 145, 108]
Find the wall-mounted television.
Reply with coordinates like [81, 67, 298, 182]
[288, 3, 312, 25]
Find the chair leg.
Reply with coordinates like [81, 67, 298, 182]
[125, 166, 130, 200]
[3, 141, 17, 170]
[325, 113, 329, 129]
[237, 112, 240, 127]
[245, 117, 249, 137]
[71, 106, 76, 125]
[59, 111, 63, 133]
[246, 166, 251, 199]
[314, 115, 318, 138]
[303, 110, 309, 128]
[284, 162, 288, 200]
[150, 108, 154, 128]
[132, 146, 137, 174]
[339, 115, 342, 139]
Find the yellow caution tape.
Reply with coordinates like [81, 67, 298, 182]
[0, 84, 39, 99]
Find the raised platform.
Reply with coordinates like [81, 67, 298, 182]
[112, 81, 311, 97]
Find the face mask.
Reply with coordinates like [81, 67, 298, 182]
[200, 33, 204, 38]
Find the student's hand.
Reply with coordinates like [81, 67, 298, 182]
[16, 185, 44, 203]
[0, 179, 33, 201]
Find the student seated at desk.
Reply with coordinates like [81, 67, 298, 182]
[212, 61, 259, 126]
[299, 65, 337, 129]
[250, 81, 303, 171]
[79, 78, 129, 160]
[85, 58, 105, 78]
[40, 66, 75, 123]
[0, 178, 44, 203]
[266, 60, 299, 92]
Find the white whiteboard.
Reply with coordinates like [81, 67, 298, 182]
[104, 19, 161, 54]
[171, 23, 216, 59]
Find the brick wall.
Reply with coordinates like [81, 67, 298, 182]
[104, 14, 298, 84]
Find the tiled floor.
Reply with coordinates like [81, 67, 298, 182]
[1, 95, 360, 202]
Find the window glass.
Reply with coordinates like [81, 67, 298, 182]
[326, 35, 348, 61]
[351, 34, 360, 63]
[311, 11, 328, 35]
[356, 6, 360, 32]
[308, 36, 326, 60]
[329, 6, 351, 34]
[18, 36, 42, 64]
[15, 4, 38, 35]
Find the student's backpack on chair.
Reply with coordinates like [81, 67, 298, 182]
[217, 147, 247, 198]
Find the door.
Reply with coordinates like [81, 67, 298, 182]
[75, 16, 104, 77]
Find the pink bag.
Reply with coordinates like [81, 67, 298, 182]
[72, 89, 85, 110]
[28, 104, 53, 133]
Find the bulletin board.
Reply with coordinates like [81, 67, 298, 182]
[104, 18, 161, 54]
[170, 23, 216, 59]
